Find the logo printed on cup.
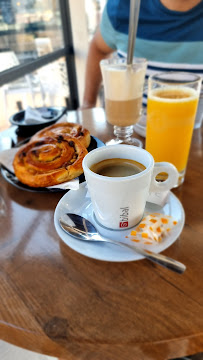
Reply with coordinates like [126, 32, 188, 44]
[119, 207, 129, 228]
[120, 221, 128, 228]
[82, 145, 179, 230]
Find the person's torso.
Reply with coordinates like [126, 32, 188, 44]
[102, 0, 203, 107]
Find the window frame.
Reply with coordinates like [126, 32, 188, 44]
[0, 0, 79, 109]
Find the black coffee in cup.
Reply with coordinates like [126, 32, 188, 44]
[90, 158, 146, 177]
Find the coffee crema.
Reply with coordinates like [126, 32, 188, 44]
[90, 158, 146, 177]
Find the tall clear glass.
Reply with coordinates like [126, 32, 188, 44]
[145, 72, 201, 186]
[100, 57, 147, 147]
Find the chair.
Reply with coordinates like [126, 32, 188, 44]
[34, 37, 69, 105]
[0, 51, 43, 120]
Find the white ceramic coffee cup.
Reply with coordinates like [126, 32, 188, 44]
[82, 145, 179, 230]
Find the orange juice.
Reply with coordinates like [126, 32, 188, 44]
[146, 87, 199, 173]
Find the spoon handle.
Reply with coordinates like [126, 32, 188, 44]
[108, 239, 186, 274]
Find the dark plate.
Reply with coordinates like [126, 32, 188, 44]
[9, 106, 67, 136]
[0, 136, 105, 193]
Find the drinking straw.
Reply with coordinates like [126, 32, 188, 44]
[127, 0, 141, 65]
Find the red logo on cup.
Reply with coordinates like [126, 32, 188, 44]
[120, 221, 128, 228]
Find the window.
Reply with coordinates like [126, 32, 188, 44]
[0, 0, 107, 131]
[0, 0, 78, 131]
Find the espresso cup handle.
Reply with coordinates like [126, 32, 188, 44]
[150, 162, 179, 192]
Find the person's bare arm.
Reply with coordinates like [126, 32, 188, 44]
[81, 29, 114, 109]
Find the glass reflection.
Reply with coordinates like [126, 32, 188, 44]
[0, 0, 64, 66]
[0, 57, 68, 131]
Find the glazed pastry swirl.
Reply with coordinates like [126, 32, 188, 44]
[32, 122, 91, 148]
[13, 135, 88, 187]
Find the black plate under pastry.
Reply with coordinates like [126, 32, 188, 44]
[0, 136, 105, 193]
[9, 106, 67, 137]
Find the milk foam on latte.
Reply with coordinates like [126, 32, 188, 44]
[101, 65, 146, 127]
[101, 66, 146, 101]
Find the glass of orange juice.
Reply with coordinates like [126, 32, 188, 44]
[145, 72, 201, 186]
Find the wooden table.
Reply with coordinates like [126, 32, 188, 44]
[0, 108, 202, 360]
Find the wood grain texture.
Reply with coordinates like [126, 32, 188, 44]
[0, 108, 203, 360]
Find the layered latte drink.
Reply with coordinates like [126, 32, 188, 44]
[100, 59, 146, 127]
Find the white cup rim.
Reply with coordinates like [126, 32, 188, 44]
[82, 145, 154, 182]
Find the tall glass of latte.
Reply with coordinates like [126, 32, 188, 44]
[145, 72, 201, 186]
[100, 57, 147, 147]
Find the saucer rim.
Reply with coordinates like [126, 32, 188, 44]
[54, 183, 185, 262]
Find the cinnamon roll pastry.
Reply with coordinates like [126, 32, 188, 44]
[32, 122, 91, 148]
[13, 135, 88, 187]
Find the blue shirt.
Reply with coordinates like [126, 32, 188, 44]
[100, 0, 203, 107]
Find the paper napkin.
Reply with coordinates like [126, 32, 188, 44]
[24, 106, 46, 124]
[0, 148, 18, 172]
[147, 191, 170, 207]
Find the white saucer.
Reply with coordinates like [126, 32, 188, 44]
[54, 183, 185, 262]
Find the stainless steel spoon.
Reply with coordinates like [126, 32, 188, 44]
[59, 213, 186, 274]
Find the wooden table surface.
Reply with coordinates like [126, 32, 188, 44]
[0, 108, 202, 360]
